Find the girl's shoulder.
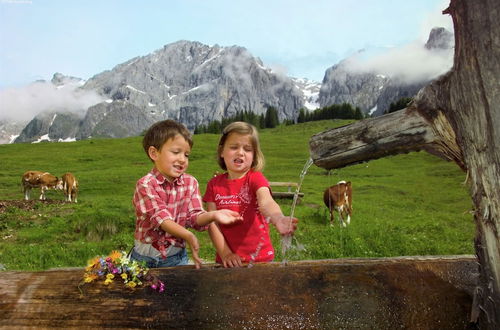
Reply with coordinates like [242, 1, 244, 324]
[248, 170, 269, 186]
[208, 172, 227, 184]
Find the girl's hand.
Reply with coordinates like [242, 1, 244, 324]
[220, 252, 243, 268]
[185, 232, 203, 269]
[213, 209, 243, 225]
[272, 215, 298, 236]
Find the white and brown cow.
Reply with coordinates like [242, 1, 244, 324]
[22, 171, 63, 201]
[61, 172, 78, 203]
[323, 181, 352, 227]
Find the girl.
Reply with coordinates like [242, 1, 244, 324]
[203, 121, 298, 268]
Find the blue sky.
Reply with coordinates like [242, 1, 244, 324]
[0, 0, 451, 89]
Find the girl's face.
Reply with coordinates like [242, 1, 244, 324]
[221, 132, 254, 179]
[149, 134, 191, 181]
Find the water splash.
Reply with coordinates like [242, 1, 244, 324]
[281, 158, 314, 263]
[248, 235, 265, 268]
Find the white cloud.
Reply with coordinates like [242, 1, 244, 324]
[0, 81, 104, 121]
[343, 39, 453, 84]
[339, 0, 454, 85]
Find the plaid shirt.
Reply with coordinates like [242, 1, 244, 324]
[133, 168, 207, 258]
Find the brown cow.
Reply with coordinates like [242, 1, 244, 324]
[22, 171, 63, 201]
[61, 172, 78, 203]
[323, 181, 352, 227]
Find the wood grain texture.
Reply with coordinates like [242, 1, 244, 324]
[0, 257, 477, 329]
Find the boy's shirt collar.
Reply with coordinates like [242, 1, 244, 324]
[151, 167, 184, 186]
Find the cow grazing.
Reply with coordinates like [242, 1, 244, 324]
[22, 171, 63, 201]
[323, 181, 352, 227]
[61, 172, 78, 203]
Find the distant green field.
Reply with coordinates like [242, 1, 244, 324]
[0, 120, 475, 271]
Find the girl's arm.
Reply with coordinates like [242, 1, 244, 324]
[206, 202, 243, 268]
[256, 186, 298, 235]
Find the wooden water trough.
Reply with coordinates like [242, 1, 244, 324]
[1, 255, 478, 329]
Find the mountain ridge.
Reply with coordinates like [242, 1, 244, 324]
[4, 28, 452, 144]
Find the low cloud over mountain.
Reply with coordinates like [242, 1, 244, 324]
[0, 74, 104, 122]
[343, 39, 453, 85]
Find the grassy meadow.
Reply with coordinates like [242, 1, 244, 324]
[0, 120, 475, 271]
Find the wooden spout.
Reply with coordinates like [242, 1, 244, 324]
[309, 102, 464, 171]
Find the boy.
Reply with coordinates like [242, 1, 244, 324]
[131, 120, 242, 269]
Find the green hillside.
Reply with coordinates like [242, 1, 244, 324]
[0, 120, 475, 271]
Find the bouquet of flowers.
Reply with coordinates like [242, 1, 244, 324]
[80, 250, 165, 293]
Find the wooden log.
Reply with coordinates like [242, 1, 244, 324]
[271, 191, 304, 199]
[0, 257, 478, 329]
[309, 105, 463, 170]
[269, 182, 304, 199]
[268, 182, 299, 190]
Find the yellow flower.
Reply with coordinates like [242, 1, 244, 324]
[84, 274, 97, 283]
[104, 278, 113, 285]
[85, 257, 101, 271]
[106, 273, 115, 280]
[126, 281, 137, 288]
[121, 273, 128, 280]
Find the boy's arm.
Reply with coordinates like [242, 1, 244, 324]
[159, 219, 202, 269]
[196, 209, 242, 226]
[256, 186, 298, 236]
[188, 178, 241, 229]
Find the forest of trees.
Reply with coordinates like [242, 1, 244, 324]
[194, 102, 364, 134]
[384, 97, 413, 114]
[194, 107, 281, 134]
[297, 103, 364, 123]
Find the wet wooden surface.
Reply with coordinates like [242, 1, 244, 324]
[1, 256, 478, 329]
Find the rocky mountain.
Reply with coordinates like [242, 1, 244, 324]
[15, 112, 81, 143]
[10, 41, 307, 143]
[0, 120, 28, 144]
[319, 27, 454, 116]
[4, 29, 452, 144]
[292, 78, 320, 110]
[80, 40, 304, 133]
[77, 100, 156, 139]
[318, 67, 389, 114]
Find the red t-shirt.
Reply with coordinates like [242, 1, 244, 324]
[203, 170, 274, 263]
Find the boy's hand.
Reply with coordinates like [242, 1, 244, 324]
[213, 209, 243, 225]
[221, 252, 243, 268]
[271, 215, 298, 236]
[185, 232, 203, 269]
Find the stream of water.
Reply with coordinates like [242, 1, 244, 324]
[280, 157, 314, 263]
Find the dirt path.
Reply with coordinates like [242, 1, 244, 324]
[0, 200, 67, 213]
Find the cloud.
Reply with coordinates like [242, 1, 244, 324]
[343, 40, 453, 85]
[0, 80, 105, 121]
[340, 1, 454, 85]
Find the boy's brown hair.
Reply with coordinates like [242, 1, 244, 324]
[142, 120, 193, 161]
[217, 121, 265, 172]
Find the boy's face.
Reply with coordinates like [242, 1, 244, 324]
[149, 134, 191, 181]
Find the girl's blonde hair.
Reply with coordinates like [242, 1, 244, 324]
[217, 121, 265, 172]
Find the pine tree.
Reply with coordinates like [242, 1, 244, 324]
[264, 106, 279, 128]
[297, 108, 306, 123]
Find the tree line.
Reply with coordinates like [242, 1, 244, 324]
[193, 98, 412, 134]
[194, 107, 282, 134]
